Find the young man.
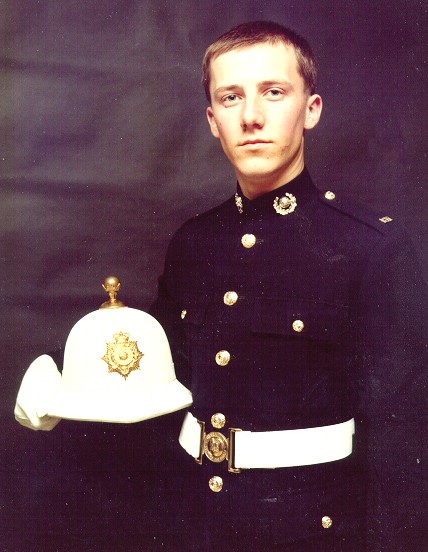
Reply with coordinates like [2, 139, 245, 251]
[151, 21, 427, 551]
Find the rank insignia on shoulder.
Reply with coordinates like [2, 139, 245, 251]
[379, 216, 393, 223]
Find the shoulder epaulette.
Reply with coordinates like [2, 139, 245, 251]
[318, 189, 396, 234]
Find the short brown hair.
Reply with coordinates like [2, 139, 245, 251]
[202, 21, 317, 102]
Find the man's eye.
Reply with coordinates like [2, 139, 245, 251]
[267, 89, 284, 98]
[223, 94, 240, 104]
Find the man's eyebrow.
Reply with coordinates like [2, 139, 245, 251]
[213, 79, 294, 96]
[213, 85, 241, 96]
[258, 79, 293, 88]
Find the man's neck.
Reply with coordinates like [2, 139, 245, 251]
[237, 159, 305, 200]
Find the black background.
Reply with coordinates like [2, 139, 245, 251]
[0, 1, 427, 550]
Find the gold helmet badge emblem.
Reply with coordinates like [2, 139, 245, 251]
[102, 331, 143, 379]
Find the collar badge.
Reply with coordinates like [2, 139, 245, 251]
[273, 193, 297, 215]
[234, 193, 244, 214]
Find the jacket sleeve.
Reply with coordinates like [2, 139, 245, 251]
[149, 234, 191, 389]
[353, 226, 428, 550]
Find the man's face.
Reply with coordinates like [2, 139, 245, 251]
[206, 42, 322, 197]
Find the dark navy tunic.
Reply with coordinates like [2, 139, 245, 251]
[151, 168, 427, 551]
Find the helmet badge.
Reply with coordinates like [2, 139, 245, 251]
[102, 331, 143, 379]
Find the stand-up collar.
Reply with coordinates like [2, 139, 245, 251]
[234, 167, 317, 217]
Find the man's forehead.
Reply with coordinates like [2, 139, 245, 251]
[211, 41, 298, 65]
[209, 42, 301, 88]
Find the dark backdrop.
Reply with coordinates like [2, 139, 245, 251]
[1, 1, 427, 550]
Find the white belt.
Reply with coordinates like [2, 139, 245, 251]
[179, 412, 355, 472]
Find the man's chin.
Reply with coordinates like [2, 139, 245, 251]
[236, 162, 278, 181]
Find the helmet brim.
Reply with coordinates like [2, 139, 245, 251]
[45, 378, 192, 423]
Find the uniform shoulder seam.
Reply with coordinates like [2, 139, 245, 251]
[318, 189, 397, 235]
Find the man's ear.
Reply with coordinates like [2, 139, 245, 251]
[304, 94, 323, 130]
[206, 106, 220, 138]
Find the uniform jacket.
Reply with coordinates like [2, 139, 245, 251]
[150, 168, 427, 551]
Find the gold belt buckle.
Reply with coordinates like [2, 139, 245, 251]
[196, 419, 242, 473]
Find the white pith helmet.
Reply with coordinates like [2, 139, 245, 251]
[15, 277, 192, 427]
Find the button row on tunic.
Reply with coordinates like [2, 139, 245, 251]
[208, 235, 247, 493]
[207, 222, 314, 509]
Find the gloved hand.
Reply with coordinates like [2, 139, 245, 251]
[14, 354, 62, 431]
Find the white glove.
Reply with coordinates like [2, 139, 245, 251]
[14, 354, 62, 431]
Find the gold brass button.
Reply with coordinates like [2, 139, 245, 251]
[324, 191, 336, 200]
[224, 291, 238, 306]
[241, 234, 256, 248]
[292, 320, 305, 333]
[208, 476, 223, 493]
[211, 413, 226, 429]
[180, 309, 187, 320]
[215, 350, 231, 366]
[322, 516, 333, 529]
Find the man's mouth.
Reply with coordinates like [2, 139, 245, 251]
[240, 140, 271, 146]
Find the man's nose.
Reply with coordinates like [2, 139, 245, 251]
[241, 96, 264, 130]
